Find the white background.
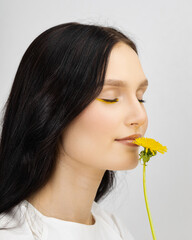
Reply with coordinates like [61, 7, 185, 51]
[0, 0, 192, 239]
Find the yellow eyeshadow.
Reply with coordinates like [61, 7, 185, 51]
[96, 98, 117, 104]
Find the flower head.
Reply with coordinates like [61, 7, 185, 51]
[132, 137, 167, 165]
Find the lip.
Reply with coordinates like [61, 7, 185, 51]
[115, 140, 139, 147]
[115, 134, 142, 141]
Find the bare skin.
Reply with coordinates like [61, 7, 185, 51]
[27, 41, 148, 225]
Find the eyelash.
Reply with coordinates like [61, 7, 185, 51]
[98, 98, 146, 103]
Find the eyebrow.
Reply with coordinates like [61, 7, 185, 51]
[104, 79, 149, 88]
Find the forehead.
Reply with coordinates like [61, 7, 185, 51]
[104, 42, 147, 87]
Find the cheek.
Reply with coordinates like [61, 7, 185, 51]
[60, 103, 119, 168]
[63, 104, 117, 148]
[80, 103, 118, 139]
[61, 103, 118, 156]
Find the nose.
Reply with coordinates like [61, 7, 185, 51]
[124, 98, 147, 129]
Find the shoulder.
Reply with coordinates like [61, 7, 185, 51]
[0, 228, 34, 240]
[92, 201, 135, 240]
[0, 200, 42, 240]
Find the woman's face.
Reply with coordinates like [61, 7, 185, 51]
[60, 42, 148, 170]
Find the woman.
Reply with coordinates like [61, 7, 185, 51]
[0, 22, 148, 239]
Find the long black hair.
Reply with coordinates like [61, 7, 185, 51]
[0, 22, 138, 217]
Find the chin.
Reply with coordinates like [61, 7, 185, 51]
[109, 160, 139, 171]
[127, 159, 139, 170]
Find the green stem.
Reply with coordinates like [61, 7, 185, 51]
[143, 163, 157, 240]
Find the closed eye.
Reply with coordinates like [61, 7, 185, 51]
[96, 98, 146, 103]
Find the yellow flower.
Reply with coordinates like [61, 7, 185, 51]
[132, 137, 167, 165]
[133, 137, 167, 154]
[133, 137, 167, 240]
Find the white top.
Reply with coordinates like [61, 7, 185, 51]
[0, 200, 135, 240]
